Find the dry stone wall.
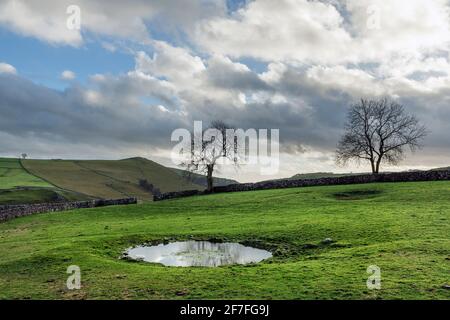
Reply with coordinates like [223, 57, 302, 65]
[0, 198, 137, 222]
[154, 170, 450, 201]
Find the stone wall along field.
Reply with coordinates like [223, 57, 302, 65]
[153, 170, 450, 201]
[0, 198, 137, 222]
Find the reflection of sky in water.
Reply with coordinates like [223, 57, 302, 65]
[126, 241, 272, 267]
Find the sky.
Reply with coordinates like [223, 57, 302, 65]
[1, 0, 450, 182]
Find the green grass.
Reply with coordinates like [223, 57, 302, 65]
[0, 158, 90, 205]
[22, 158, 201, 201]
[0, 158, 51, 189]
[0, 188, 92, 205]
[0, 181, 449, 299]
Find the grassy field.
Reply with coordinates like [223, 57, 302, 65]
[0, 158, 91, 205]
[0, 158, 51, 189]
[22, 158, 201, 201]
[0, 181, 449, 299]
[0, 188, 92, 205]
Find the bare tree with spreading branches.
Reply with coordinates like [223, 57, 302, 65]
[336, 98, 428, 174]
[182, 120, 239, 192]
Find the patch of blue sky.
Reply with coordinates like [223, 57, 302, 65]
[238, 57, 268, 74]
[226, 0, 248, 14]
[0, 29, 134, 90]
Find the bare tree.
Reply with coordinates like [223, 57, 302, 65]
[183, 120, 238, 192]
[336, 98, 428, 174]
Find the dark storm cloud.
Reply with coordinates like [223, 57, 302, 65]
[0, 74, 187, 150]
[205, 56, 271, 91]
[0, 65, 349, 159]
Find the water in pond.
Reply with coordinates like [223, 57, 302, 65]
[125, 241, 272, 267]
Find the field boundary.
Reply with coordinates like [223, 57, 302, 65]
[0, 197, 137, 222]
[154, 169, 450, 201]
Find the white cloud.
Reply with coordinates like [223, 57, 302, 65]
[61, 70, 76, 80]
[136, 41, 206, 84]
[345, 0, 450, 61]
[0, 0, 226, 46]
[0, 62, 16, 75]
[195, 0, 450, 66]
[0, 1, 83, 46]
[305, 65, 384, 97]
[195, 0, 352, 64]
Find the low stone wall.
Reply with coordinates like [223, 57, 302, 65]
[0, 198, 137, 222]
[154, 170, 450, 201]
[153, 190, 200, 201]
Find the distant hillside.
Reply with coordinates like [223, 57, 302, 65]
[20, 157, 202, 202]
[0, 157, 51, 189]
[0, 158, 92, 205]
[289, 172, 356, 180]
[256, 172, 355, 185]
[170, 167, 238, 187]
[289, 167, 450, 181]
[431, 166, 450, 171]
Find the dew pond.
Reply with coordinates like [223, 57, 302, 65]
[124, 241, 272, 267]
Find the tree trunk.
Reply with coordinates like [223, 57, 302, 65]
[370, 159, 376, 174]
[375, 157, 382, 174]
[206, 165, 214, 193]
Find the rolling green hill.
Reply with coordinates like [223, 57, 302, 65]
[0, 158, 51, 189]
[21, 157, 202, 201]
[0, 158, 91, 205]
[1, 156, 239, 204]
[0, 180, 448, 299]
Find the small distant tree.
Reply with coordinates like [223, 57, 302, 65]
[183, 120, 239, 192]
[138, 179, 154, 192]
[21, 153, 27, 160]
[138, 179, 161, 196]
[336, 98, 428, 174]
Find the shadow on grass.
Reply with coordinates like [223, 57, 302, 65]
[332, 190, 383, 200]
